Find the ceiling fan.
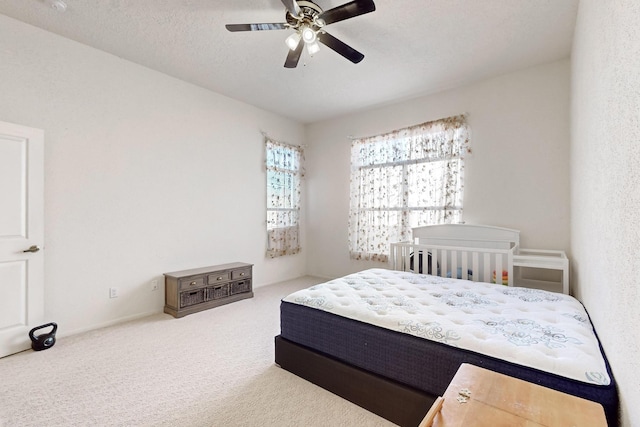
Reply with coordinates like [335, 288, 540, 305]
[225, 0, 376, 68]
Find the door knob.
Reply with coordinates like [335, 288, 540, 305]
[23, 245, 41, 253]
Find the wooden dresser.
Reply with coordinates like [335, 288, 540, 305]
[164, 262, 253, 318]
[420, 363, 607, 427]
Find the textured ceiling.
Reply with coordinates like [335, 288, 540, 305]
[0, 0, 579, 124]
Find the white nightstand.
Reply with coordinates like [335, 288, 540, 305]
[513, 249, 569, 294]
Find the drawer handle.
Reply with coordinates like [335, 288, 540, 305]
[190, 281, 197, 286]
[239, 272, 245, 276]
[217, 276, 224, 281]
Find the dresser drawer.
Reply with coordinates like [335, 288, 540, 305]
[231, 268, 251, 280]
[179, 277, 205, 290]
[208, 271, 230, 284]
[230, 279, 251, 295]
[206, 283, 230, 300]
[180, 289, 204, 307]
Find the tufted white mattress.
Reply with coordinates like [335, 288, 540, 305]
[283, 268, 610, 385]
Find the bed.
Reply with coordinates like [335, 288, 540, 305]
[275, 260, 617, 426]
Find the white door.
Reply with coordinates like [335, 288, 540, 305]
[0, 121, 44, 358]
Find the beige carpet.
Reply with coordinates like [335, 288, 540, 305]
[0, 277, 396, 427]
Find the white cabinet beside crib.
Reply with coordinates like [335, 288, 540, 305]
[513, 249, 569, 294]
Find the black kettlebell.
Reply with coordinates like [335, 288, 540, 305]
[29, 322, 57, 351]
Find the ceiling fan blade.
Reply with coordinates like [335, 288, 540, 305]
[225, 23, 288, 32]
[280, 0, 301, 16]
[318, 0, 376, 26]
[284, 41, 304, 68]
[318, 32, 364, 64]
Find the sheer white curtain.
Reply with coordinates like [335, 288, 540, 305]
[348, 115, 470, 262]
[265, 137, 304, 258]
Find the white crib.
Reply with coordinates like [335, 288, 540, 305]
[389, 224, 520, 286]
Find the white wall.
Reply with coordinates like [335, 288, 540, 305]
[0, 15, 306, 335]
[571, 1, 640, 426]
[305, 60, 571, 279]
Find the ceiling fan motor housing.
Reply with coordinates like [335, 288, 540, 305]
[286, 1, 324, 28]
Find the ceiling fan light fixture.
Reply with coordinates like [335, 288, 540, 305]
[285, 32, 301, 50]
[301, 26, 317, 44]
[306, 40, 321, 56]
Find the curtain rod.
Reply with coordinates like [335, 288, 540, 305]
[261, 131, 306, 148]
[347, 112, 469, 141]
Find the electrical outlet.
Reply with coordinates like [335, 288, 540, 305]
[109, 287, 118, 298]
[151, 279, 159, 291]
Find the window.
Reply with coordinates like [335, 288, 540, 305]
[348, 115, 470, 262]
[265, 137, 304, 258]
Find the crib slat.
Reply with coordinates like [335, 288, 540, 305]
[461, 253, 468, 281]
[472, 252, 479, 282]
[483, 253, 491, 283]
[451, 250, 458, 280]
[390, 243, 397, 270]
[441, 250, 448, 278]
[389, 243, 396, 270]
[430, 248, 437, 276]
[507, 252, 514, 286]
[404, 246, 412, 273]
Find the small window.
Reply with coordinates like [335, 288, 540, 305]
[265, 137, 304, 258]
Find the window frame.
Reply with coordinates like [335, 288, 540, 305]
[348, 115, 470, 262]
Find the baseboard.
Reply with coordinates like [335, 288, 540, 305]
[58, 309, 163, 339]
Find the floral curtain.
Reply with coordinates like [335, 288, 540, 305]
[265, 137, 304, 258]
[348, 115, 470, 262]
